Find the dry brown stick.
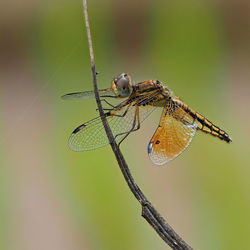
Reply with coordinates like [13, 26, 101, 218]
[82, 1, 193, 249]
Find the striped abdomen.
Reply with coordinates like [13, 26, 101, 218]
[178, 102, 232, 143]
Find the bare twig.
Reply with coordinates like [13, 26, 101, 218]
[82, 1, 193, 249]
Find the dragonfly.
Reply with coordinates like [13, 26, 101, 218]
[62, 73, 232, 165]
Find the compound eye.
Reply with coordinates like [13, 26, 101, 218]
[116, 78, 129, 90]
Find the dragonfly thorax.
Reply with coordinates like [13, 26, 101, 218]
[135, 80, 170, 96]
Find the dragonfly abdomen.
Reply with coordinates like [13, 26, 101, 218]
[179, 102, 232, 143]
[196, 113, 231, 143]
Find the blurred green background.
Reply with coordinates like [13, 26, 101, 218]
[0, 0, 249, 249]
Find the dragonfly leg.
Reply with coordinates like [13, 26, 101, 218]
[101, 108, 113, 111]
[100, 99, 115, 108]
[97, 100, 131, 115]
[118, 119, 140, 146]
[95, 99, 116, 111]
[110, 103, 132, 118]
[117, 107, 141, 147]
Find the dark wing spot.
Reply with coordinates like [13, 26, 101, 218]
[156, 140, 160, 144]
[148, 142, 153, 154]
[73, 124, 86, 134]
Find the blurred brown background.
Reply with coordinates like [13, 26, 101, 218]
[0, 0, 250, 249]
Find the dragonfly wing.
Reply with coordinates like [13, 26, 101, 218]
[148, 104, 198, 165]
[61, 91, 96, 100]
[69, 104, 157, 151]
[61, 88, 116, 100]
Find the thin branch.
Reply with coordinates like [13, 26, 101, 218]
[82, 1, 193, 249]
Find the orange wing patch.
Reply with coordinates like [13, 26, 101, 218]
[148, 105, 197, 165]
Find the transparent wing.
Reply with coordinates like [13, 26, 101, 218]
[61, 91, 96, 100]
[69, 104, 157, 151]
[148, 104, 198, 165]
[61, 88, 116, 100]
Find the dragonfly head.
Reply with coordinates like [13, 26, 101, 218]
[112, 73, 132, 97]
